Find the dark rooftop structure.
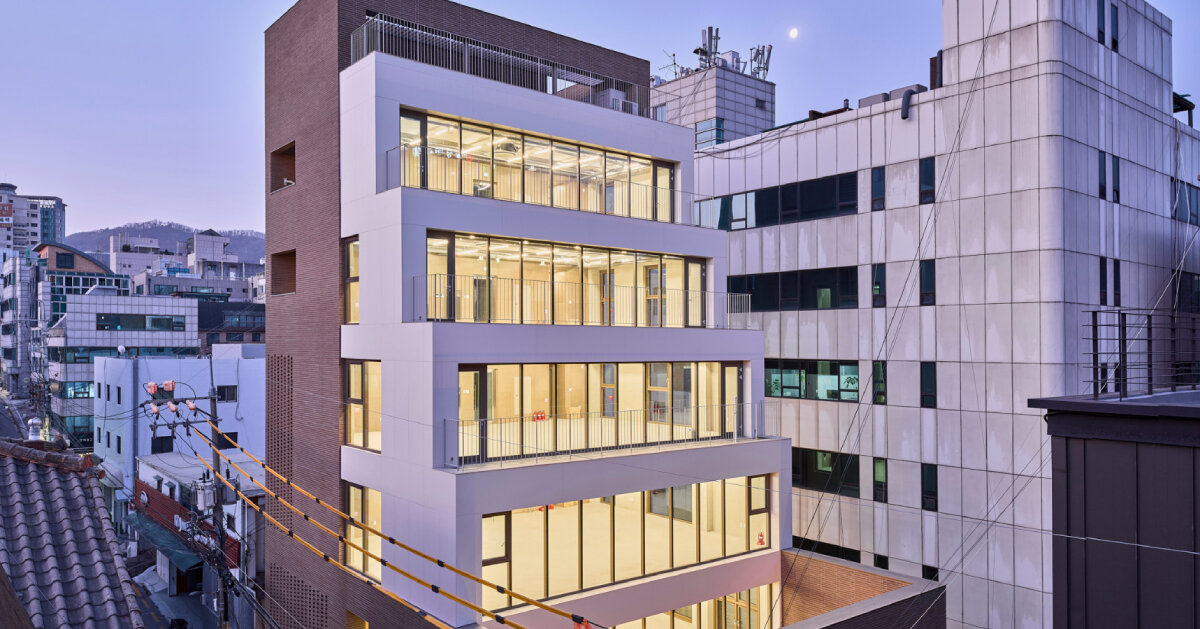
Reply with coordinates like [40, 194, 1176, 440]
[0, 438, 143, 628]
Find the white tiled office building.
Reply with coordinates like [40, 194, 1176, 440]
[693, 0, 1200, 627]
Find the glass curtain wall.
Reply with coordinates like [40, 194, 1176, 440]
[484, 476, 771, 609]
[396, 111, 674, 221]
[616, 584, 776, 629]
[427, 232, 706, 328]
[457, 362, 740, 464]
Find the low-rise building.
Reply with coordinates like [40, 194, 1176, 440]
[38, 292, 199, 451]
[198, 302, 264, 352]
[108, 235, 187, 277]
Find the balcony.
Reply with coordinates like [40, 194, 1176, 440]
[443, 402, 778, 470]
[349, 14, 651, 117]
[413, 274, 750, 329]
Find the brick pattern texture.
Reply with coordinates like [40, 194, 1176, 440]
[265, 0, 649, 627]
[779, 551, 945, 629]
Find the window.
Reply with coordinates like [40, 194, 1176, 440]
[729, 267, 858, 312]
[345, 484, 382, 581]
[696, 118, 725, 149]
[919, 157, 935, 204]
[345, 361, 382, 451]
[920, 362, 937, 408]
[116, 436, 121, 454]
[652, 104, 667, 121]
[871, 166, 885, 210]
[873, 361, 887, 404]
[875, 555, 890, 570]
[216, 385, 238, 402]
[922, 463, 938, 511]
[151, 436, 173, 454]
[794, 536, 861, 563]
[225, 332, 243, 342]
[1099, 150, 1107, 199]
[1100, 256, 1108, 305]
[55, 252, 75, 269]
[270, 250, 296, 295]
[755, 98, 767, 110]
[344, 237, 359, 324]
[153, 284, 177, 295]
[117, 387, 121, 405]
[1112, 156, 1120, 203]
[1114, 259, 1121, 307]
[96, 313, 185, 331]
[106, 385, 111, 401]
[215, 431, 238, 450]
[1111, 4, 1119, 51]
[872, 264, 886, 307]
[252, 332, 262, 342]
[1097, 0, 1105, 42]
[919, 259, 936, 305]
[873, 459, 888, 503]
[923, 565, 940, 581]
[60, 381, 93, 399]
[270, 142, 296, 192]
[765, 360, 858, 401]
[793, 447, 859, 497]
[106, 432, 110, 448]
[206, 332, 219, 345]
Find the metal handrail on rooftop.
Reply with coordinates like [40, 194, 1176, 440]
[1084, 307, 1200, 399]
[350, 14, 651, 118]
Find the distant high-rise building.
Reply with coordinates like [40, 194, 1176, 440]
[0, 183, 66, 250]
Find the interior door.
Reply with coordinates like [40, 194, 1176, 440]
[723, 363, 742, 437]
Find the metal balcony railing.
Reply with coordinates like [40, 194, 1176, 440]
[350, 14, 651, 117]
[444, 402, 777, 469]
[1084, 307, 1200, 398]
[413, 274, 750, 329]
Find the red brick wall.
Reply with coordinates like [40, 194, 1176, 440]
[265, 1, 651, 626]
[779, 552, 909, 623]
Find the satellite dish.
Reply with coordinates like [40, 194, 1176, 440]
[117, 345, 127, 355]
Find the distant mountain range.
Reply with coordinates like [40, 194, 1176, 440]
[65, 220, 265, 263]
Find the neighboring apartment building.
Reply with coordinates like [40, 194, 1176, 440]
[265, 1, 791, 628]
[0, 182, 66, 251]
[92, 342, 266, 527]
[247, 272, 266, 304]
[38, 292, 199, 451]
[0, 243, 129, 400]
[198, 301, 265, 351]
[651, 57, 776, 149]
[187, 229, 264, 281]
[691, 1, 1200, 628]
[108, 234, 187, 276]
[132, 268, 254, 302]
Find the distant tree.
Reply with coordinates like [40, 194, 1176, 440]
[121, 244, 132, 252]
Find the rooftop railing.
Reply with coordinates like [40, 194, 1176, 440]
[413, 274, 750, 329]
[1084, 307, 1200, 399]
[444, 402, 777, 470]
[350, 14, 651, 118]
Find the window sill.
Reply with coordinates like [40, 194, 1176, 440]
[269, 182, 296, 194]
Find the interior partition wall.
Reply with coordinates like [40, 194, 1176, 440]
[481, 475, 771, 610]
[426, 232, 707, 327]
[395, 110, 675, 222]
[454, 361, 743, 465]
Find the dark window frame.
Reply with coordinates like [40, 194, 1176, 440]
[793, 447, 860, 497]
[344, 236, 360, 324]
[1100, 256, 1108, 306]
[1099, 150, 1107, 199]
[919, 158, 936, 204]
[919, 259, 936, 305]
[921, 463, 938, 511]
[873, 458, 888, 503]
[871, 166, 885, 211]
[872, 264, 886, 308]
[920, 362, 937, 408]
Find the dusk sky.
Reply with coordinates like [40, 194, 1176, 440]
[3, 0, 1198, 234]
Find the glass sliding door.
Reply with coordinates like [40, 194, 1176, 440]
[487, 364, 520, 459]
[489, 238, 521, 323]
[610, 251, 636, 326]
[605, 153, 630, 216]
[588, 363, 617, 448]
[630, 158, 654, 219]
[524, 137, 552, 206]
[724, 364, 742, 436]
[646, 363, 671, 442]
[493, 131, 523, 202]
[521, 364, 552, 456]
[687, 260, 705, 327]
[399, 114, 423, 188]
[461, 124, 493, 198]
[522, 242, 552, 324]
[458, 369, 482, 462]
[579, 148, 605, 213]
[553, 245, 581, 325]
[556, 364, 586, 451]
[638, 253, 662, 327]
[426, 234, 450, 320]
[662, 256, 684, 327]
[552, 143, 579, 209]
[655, 163, 673, 222]
[582, 248, 610, 325]
[426, 117, 461, 193]
[454, 235, 489, 323]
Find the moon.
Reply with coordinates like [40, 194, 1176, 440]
[788, 27, 799, 39]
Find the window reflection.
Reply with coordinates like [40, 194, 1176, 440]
[481, 476, 771, 610]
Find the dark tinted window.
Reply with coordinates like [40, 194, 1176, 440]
[55, 252, 75, 269]
[780, 183, 799, 222]
[793, 447, 859, 497]
[919, 157, 935, 204]
[922, 463, 938, 511]
[1099, 150, 1107, 199]
[755, 188, 779, 227]
[747, 273, 779, 311]
[920, 362, 937, 408]
[919, 260, 936, 305]
[871, 167, 885, 210]
[780, 271, 800, 310]
[1100, 256, 1108, 306]
[732, 267, 858, 312]
[1112, 156, 1120, 203]
[872, 264, 886, 307]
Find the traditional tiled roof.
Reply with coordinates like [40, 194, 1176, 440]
[0, 439, 143, 628]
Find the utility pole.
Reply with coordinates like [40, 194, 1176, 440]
[209, 381, 228, 629]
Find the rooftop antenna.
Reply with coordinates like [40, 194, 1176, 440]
[659, 52, 683, 79]
[694, 26, 720, 69]
[750, 44, 773, 80]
